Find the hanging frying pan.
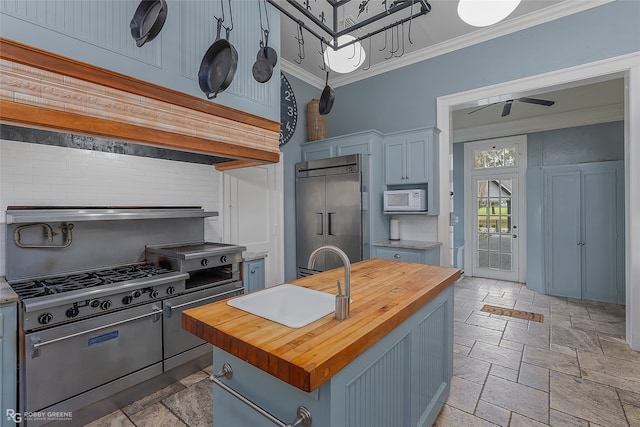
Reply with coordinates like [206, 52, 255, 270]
[319, 71, 335, 115]
[198, 18, 238, 99]
[130, 0, 168, 48]
[252, 0, 276, 84]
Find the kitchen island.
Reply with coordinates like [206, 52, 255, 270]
[183, 258, 461, 427]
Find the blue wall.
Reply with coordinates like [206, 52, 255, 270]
[527, 122, 625, 167]
[280, 72, 322, 281]
[325, 1, 639, 137]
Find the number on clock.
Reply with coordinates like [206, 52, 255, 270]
[280, 73, 297, 146]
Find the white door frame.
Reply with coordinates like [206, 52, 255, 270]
[463, 136, 527, 283]
[436, 52, 640, 350]
[222, 159, 285, 286]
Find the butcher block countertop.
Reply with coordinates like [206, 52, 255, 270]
[182, 258, 461, 392]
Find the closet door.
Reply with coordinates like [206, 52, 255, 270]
[581, 168, 618, 302]
[545, 169, 582, 298]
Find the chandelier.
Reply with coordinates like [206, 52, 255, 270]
[267, 0, 432, 73]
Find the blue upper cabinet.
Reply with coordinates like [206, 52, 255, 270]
[0, 0, 280, 121]
[383, 127, 440, 214]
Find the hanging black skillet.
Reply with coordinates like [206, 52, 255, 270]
[319, 70, 335, 115]
[252, 0, 276, 83]
[130, 0, 168, 48]
[198, 0, 238, 99]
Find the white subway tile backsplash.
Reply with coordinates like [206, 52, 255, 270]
[396, 215, 439, 242]
[1, 139, 223, 276]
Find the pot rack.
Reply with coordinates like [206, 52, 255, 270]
[266, 0, 432, 52]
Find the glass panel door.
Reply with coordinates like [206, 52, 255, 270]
[473, 175, 518, 281]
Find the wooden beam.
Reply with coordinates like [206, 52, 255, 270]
[1, 100, 280, 164]
[0, 37, 280, 134]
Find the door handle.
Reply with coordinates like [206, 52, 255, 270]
[328, 212, 335, 236]
[315, 213, 323, 235]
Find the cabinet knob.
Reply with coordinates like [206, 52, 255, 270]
[394, 253, 401, 259]
[250, 269, 256, 274]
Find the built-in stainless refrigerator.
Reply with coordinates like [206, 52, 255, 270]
[295, 154, 369, 277]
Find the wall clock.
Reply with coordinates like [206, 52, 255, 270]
[280, 72, 297, 146]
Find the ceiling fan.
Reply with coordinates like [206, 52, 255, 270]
[468, 97, 555, 117]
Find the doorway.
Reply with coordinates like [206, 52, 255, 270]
[464, 136, 526, 282]
[436, 52, 639, 350]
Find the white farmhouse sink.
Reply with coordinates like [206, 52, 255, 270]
[227, 284, 335, 328]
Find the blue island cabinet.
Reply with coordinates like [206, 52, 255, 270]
[211, 285, 453, 427]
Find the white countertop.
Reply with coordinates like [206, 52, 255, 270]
[373, 240, 442, 250]
[242, 251, 268, 261]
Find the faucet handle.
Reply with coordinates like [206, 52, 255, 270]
[336, 280, 342, 296]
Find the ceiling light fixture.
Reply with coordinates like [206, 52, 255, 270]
[457, 0, 521, 27]
[267, 0, 432, 73]
[323, 35, 366, 74]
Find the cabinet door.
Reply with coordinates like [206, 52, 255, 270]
[545, 170, 582, 298]
[405, 138, 429, 184]
[245, 259, 265, 293]
[581, 169, 618, 302]
[384, 139, 406, 185]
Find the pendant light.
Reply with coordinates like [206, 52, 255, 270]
[457, 0, 521, 27]
[323, 35, 366, 74]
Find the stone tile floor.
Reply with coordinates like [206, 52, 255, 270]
[87, 276, 640, 426]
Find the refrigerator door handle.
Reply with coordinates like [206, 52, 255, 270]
[315, 213, 323, 235]
[328, 212, 335, 236]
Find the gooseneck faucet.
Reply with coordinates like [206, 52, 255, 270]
[307, 245, 351, 320]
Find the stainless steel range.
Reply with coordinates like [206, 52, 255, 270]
[5, 207, 246, 426]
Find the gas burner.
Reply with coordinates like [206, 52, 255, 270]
[10, 281, 54, 299]
[9, 264, 176, 300]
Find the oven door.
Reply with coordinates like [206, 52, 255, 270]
[23, 303, 163, 412]
[163, 281, 242, 361]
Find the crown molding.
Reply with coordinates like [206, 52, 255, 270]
[281, 58, 326, 89]
[290, 0, 615, 88]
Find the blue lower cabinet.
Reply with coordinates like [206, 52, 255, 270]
[242, 258, 265, 294]
[373, 246, 440, 265]
[1, 302, 17, 427]
[211, 286, 453, 427]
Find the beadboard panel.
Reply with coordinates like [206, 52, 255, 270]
[412, 299, 450, 426]
[0, 0, 161, 67]
[345, 335, 410, 427]
[179, 0, 274, 106]
[0, 1, 280, 120]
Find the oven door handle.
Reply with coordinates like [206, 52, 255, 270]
[164, 288, 243, 318]
[29, 305, 163, 358]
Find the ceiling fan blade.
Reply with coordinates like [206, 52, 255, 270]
[467, 103, 498, 115]
[518, 97, 555, 106]
[501, 101, 513, 117]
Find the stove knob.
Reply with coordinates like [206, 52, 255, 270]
[122, 295, 133, 305]
[220, 255, 227, 264]
[201, 258, 209, 267]
[166, 286, 175, 295]
[66, 307, 79, 318]
[131, 290, 142, 298]
[90, 299, 101, 308]
[149, 289, 159, 298]
[100, 300, 112, 310]
[38, 313, 53, 325]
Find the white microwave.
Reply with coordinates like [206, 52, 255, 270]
[384, 189, 427, 212]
